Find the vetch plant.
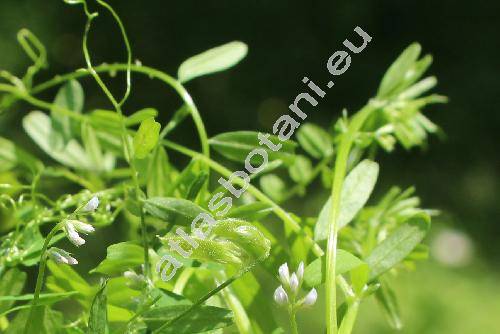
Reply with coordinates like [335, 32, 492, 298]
[0, 1, 446, 333]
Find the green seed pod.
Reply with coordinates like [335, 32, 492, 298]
[212, 219, 271, 261]
[159, 235, 249, 266]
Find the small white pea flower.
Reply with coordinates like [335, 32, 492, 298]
[273, 285, 288, 306]
[83, 196, 99, 212]
[68, 220, 95, 234]
[48, 247, 78, 265]
[64, 221, 86, 247]
[278, 262, 290, 287]
[289, 273, 299, 295]
[296, 261, 304, 282]
[303, 288, 318, 307]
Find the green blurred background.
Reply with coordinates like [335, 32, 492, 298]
[1, 1, 499, 333]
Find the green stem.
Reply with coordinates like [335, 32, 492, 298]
[216, 271, 253, 334]
[152, 275, 238, 334]
[289, 308, 299, 334]
[24, 223, 62, 334]
[161, 139, 324, 258]
[280, 156, 331, 203]
[30, 64, 210, 165]
[0, 84, 86, 121]
[79, 9, 153, 279]
[338, 300, 360, 334]
[325, 104, 376, 334]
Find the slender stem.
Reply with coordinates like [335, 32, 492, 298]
[79, 8, 154, 280]
[30, 64, 210, 165]
[325, 104, 376, 334]
[289, 307, 299, 334]
[152, 275, 238, 333]
[161, 139, 324, 258]
[216, 271, 253, 334]
[140, 209, 150, 279]
[280, 156, 331, 203]
[24, 223, 62, 334]
[0, 84, 86, 121]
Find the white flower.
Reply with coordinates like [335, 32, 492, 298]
[303, 288, 318, 307]
[296, 261, 304, 282]
[278, 262, 290, 287]
[290, 273, 299, 294]
[124, 270, 145, 289]
[83, 196, 99, 212]
[273, 285, 288, 306]
[68, 220, 95, 234]
[48, 247, 78, 265]
[65, 221, 86, 246]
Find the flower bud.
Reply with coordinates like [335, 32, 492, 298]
[65, 222, 85, 246]
[48, 247, 78, 265]
[273, 285, 288, 306]
[278, 262, 290, 287]
[303, 288, 318, 307]
[124, 270, 146, 290]
[296, 261, 305, 282]
[290, 273, 299, 295]
[68, 220, 95, 234]
[83, 196, 99, 212]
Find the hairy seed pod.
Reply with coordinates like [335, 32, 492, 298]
[212, 219, 271, 261]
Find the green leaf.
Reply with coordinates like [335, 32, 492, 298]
[366, 212, 430, 280]
[147, 147, 171, 197]
[303, 250, 364, 288]
[46, 261, 94, 305]
[259, 174, 286, 202]
[377, 43, 423, 98]
[375, 280, 403, 330]
[91, 242, 144, 275]
[6, 306, 63, 334]
[296, 123, 333, 159]
[88, 280, 108, 334]
[178, 41, 248, 83]
[350, 264, 370, 295]
[314, 160, 379, 241]
[81, 121, 112, 171]
[227, 202, 273, 221]
[0, 268, 27, 314]
[143, 304, 233, 333]
[165, 158, 203, 197]
[51, 79, 84, 141]
[23, 111, 93, 169]
[0, 137, 41, 172]
[209, 131, 296, 166]
[133, 117, 161, 159]
[126, 108, 159, 126]
[161, 105, 190, 138]
[289, 155, 312, 184]
[143, 197, 209, 226]
[0, 292, 79, 317]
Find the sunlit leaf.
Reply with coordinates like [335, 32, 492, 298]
[315, 160, 379, 241]
[23, 111, 93, 169]
[366, 212, 430, 279]
[296, 123, 333, 159]
[209, 131, 296, 166]
[143, 197, 209, 226]
[303, 250, 365, 288]
[133, 117, 161, 159]
[88, 280, 108, 334]
[178, 41, 247, 83]
[91, 242, 144, 276]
